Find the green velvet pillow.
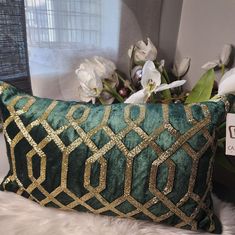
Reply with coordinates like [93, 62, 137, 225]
[0, 81, 232, 233]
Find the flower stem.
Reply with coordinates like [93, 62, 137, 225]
[154, 60, 170, 84]
[116, 72, 135, 92]
[98, 97, 106, 105]
[103, 81, 124, 103]
[162, 68, 170, 84]
[221, 64, 225, 76]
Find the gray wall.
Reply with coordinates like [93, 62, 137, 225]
[176, 0, 235, 89]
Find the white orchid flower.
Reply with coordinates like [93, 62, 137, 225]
[202, 44, 232, 70]
[92, 56, 116, 79]
[75, 56, 118, 104]
[218, 68, 235, 95]
[92, 56, 118, 89]
[128, 38, 157, 63]
[125, 61, 186, 104]
[172, 57, 191, 77]
[75, 64, 103, 104]
[141, 61, 161, 95]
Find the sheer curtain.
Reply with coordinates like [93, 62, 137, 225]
[24, 0, 162, 100]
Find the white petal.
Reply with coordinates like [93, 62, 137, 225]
[76, 67, 103, 98]
[218, 68, 235, 95]
[201, 60, 219, 70]
[155, 80, 186, 93]
[128, 45, 134, 58]
[141, 61, 161, 89]
[92, 56, 116, 79]
[136, 40, 146, 49]
[159, 60, 165, 72]
[220, 67, 235, 84]
[132, 38, 157, 63]
[124, 89, 149, 104]
[220, 44, 232, 66]
[77, 87, 92, 103]
[146, 38, 158, 61]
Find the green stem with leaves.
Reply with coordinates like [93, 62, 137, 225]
[116, 72, 135, 93]
[162, 68, 170, 84]
[221, 64, 225, 76]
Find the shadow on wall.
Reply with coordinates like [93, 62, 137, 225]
[27, 0, 163, 100]
[117, 0, 162, 72]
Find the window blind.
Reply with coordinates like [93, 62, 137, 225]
[0, 0, 31, 93]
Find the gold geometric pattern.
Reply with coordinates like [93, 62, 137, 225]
[1, 93, 227, 232]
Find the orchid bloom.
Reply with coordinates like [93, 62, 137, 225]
[125, 61, 186, 104]
[92, 56, 116, 79]
[128, 38, 157, 63]
[76, 65, 103, 104]
[75, 56, 117, 104]
[218, 68, 235, 95]
[202, 44, 232, 70]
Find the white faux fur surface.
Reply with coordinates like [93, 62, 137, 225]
[0, 191, 234, 235]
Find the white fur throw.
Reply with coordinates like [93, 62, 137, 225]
[0, 190, 234, 235]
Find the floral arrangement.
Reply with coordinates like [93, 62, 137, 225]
[75, 38, 234, 105]
[75, 38, 235, 173]
[75, 38, 190, 105]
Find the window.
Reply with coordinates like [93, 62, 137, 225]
[25, 0, 101, 49]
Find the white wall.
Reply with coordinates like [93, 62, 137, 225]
[176, 0, 235, 89]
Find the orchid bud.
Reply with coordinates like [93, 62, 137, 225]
[220, 44, 232, 66]
[159, 60, 165, 73]
[201, 60, 220, 70]
[172, 57, 191, 77]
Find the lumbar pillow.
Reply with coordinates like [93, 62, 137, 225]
[0, 81, 232, 233]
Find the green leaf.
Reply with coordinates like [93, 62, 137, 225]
[160, 76, 172, 99]
[185, 69, 215, 104]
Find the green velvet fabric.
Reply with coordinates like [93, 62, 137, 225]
[0, 81, 232, 233]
